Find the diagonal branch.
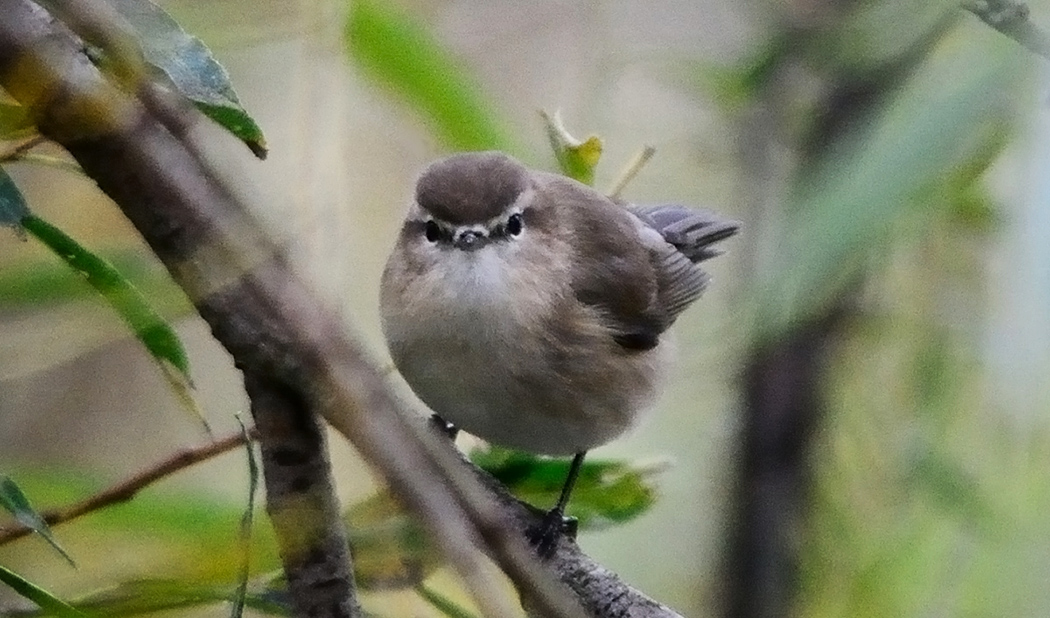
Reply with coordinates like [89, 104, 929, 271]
[963, 0, 1050, 60]
[0, 2, 682, 616]
[0, 3, 363, 616]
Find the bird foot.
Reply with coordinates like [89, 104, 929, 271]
[526, 507, 578, 558]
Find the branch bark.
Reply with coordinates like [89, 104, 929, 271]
[246, 374, 360, 618]
[963, 0, 1050, 61]
[0, 2, 680, 617]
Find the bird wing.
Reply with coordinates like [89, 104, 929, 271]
[630, 204, 740, 325]
[540, 176, 668, 351]
[539, 175, 739, 350]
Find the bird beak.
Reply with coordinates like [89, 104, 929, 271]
[453, 230, 488, 251]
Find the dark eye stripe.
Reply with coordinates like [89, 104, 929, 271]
[419, 214, 523, 245]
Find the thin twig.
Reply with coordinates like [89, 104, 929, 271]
[606, 145, 656, 200]
[230, 415, 258, 618]
[0, 134, 44, 161]
[0, 429, 254, 546]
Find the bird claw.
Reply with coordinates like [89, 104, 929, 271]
[526, 508, 578, 558]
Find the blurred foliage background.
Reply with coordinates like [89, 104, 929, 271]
[2, 0, 1050, 616]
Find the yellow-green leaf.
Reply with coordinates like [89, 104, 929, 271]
[541, 110, 603, 185]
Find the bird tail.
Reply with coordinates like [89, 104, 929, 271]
[629, 204, 740, 264]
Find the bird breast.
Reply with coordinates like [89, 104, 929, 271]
[382, 242, 663, 454]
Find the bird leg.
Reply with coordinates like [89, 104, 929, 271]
[527, 451, 586, 558]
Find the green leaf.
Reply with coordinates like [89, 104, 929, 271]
[20, 215, 190, 379]
[103, 0, 267, 158]
[0, 475, 75, 566]
[346, 0, 514, 153]
[0, 165, 30, 236]
[755, 33, 1021, 337]
[0, 101, 35, 140]
[194, 103, 267, 159]
[471, 446, 664, 529]
[0, 250, 191, 313]
[540, 110, 603, 185]
[18, 215, 207, 431]
[0, 564, 88, 617]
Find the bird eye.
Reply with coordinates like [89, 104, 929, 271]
[506, 213, 523, 236]
[424, 220, 441, 242]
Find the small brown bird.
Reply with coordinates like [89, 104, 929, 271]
[380, 151, 737, 553]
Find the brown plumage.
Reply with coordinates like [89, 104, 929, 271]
[415, 152, 529, 225]
[380, 151, 738, 455]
